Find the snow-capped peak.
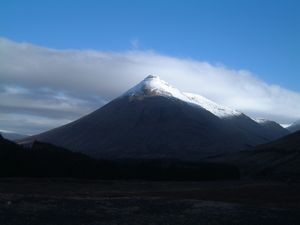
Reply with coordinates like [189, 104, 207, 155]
[123, 75, 241, 118]
[123, 74, 191, 101]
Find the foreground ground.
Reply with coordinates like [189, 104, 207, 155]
[0, 178, 299, 225]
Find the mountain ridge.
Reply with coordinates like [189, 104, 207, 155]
[287, 120, 300, 133]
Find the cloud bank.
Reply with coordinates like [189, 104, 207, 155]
[0, 37, 299, 134]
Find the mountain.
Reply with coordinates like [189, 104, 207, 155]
[207, 131, 300, 181]
[183, 94, 289, 145]
[287, 120, 300, 133]
[19, 75, 287, 159]
[254, 119, 290, 140]
[0, 131, 28, 141]
[256, 130, 300, 151]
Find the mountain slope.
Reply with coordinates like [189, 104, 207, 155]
[183, 92, 242, 118]
[183, 93, 288, 144]
[19, 75, 287, 159]
[287, 120, 300, 133]
[254, 119, 290, 140]
[207, 131, 300, 181]
[21, 95, 247, 159]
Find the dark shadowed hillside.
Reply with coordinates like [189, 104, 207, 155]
[207, 131, 300, 181]
[287, 120, 300, 133]
[0, 135, 240, 181]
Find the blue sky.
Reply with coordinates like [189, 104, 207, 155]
[0, 0, 300, 134]
[1, 0, 299, 91]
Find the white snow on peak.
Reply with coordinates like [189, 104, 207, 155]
[123, 75, 242, 118]
[184, 93, 242, 118]
[124, 75, 191, 101]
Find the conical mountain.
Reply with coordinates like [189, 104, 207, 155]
[19, 75, 287, 159]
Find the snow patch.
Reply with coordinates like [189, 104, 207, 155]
[254, 118, 270, 124]
[184, 93, 242, 118]
[123, 75, 242, 118]
[124, 75, 191, 101]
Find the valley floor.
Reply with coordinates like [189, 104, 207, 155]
[0, 178, 299, 225]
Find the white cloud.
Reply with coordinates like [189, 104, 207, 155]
[0, 112, 73, 135]
[0, 37, 299, 134]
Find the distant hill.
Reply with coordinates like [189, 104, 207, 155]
[254, 119, 290, 140]
[207, 131, 300, 182]
[287, 120, 300, 133]
[0, 131, 28, 141]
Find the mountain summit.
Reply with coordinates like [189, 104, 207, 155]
[124, 75, 242, 118]
[19, 75, 289, 159]
[124, 75, 192, 101]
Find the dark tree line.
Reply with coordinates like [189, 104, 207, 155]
[0, 135, 240, 181]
